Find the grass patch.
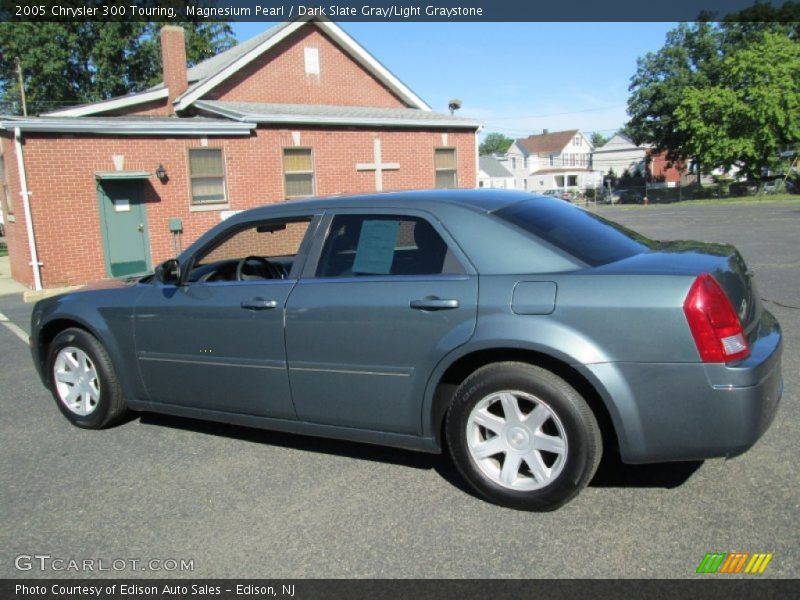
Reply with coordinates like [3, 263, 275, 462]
[0, 245, 7, 258]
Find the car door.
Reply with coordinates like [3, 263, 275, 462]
[284, 209, 478, 434]
[134, 215, 319, 419]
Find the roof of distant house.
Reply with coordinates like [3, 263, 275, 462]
[479, 155, 513, 178]
[516, 130, 580, 156]
[594, 133, 652, 153]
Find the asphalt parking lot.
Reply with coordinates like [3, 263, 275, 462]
[0, 201, 797, 579]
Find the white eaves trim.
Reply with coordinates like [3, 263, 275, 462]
[0, 119, 256, 136]
[175, 19, 432, 112]
[194, 102, 480, 130]
[43, 88, 169, 117]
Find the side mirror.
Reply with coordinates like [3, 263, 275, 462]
[156, 259, 181, 285]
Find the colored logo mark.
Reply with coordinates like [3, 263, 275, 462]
[696, 552, 773, 574]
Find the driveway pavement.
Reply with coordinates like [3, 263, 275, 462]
[0, 200, 797, 579]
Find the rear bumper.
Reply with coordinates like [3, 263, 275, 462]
[584, 309, 783, 464]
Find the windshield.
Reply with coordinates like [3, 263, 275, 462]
[494, 198, 654, 267]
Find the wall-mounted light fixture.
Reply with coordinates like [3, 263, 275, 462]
[155, 164, 168, 182]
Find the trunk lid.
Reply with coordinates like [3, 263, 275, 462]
[592, 240, 760, 333]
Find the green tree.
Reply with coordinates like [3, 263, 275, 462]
[675, 33, 800, 179]
[590, 132, 610, 148]
[625, 6, 799, 177]
[479, 132, 514, 156]
[625, 21, 723, 161]
[718, 1, 800, 44]
[0, 20, 234, 115]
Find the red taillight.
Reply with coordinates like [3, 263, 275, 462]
[683, 273, 750, 363]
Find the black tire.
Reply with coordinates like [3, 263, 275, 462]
[46, 327, 128, 429]
[446, 362, 602, 511]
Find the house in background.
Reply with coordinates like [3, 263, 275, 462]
[0, 18, 480, 290]
[649, 151, 686, 187]
[591, 133, 647, 179]
[593, 133, 685, 188]
[504, 129, 600, 193]
[478, 155, 514, 189]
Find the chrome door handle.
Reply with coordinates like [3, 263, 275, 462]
[410, 298, 459, 311]
[241, 298, 278, 310]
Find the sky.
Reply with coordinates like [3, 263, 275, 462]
[231, 21, 678, 140]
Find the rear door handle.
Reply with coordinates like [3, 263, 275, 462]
[241, 298, 278, 310]
[410, 298, 459, 311]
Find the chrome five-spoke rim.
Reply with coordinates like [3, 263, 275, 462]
[53, 346, 100, 416]
[466, 391, 567, 491]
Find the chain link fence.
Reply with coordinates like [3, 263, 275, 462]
[582, 177, 798, 205]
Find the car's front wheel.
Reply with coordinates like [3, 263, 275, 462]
[47, 328, 128, 429]
[446, 362, 602, 511]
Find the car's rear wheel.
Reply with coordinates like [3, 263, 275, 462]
[446, 362, 602, 511]
[47, 328, 127, 429]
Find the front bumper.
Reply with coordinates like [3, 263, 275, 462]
[585, 309, 783, 464]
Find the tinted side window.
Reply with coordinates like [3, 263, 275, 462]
[494, 198, 653, 267]
[187, 218, 311, 282]
[316, 215, 463, 277]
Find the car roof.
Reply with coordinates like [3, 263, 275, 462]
[236, 189, 536, 219]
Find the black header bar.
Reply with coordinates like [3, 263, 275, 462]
[1, 0, 796, 23]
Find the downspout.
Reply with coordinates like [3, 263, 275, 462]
[14, 127, 42, 291]
[474, 125, 483, 189]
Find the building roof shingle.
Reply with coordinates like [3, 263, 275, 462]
[194, 100, 480, 129]
[517, 130, 580, 155]
[479, 156, 513, 178]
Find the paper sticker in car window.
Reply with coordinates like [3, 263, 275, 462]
[352, 220, 399, 275]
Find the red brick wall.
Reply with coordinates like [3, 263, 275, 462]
[649, 150, 685, 184]
[0, 133, 34, 289]
[12, 127, 476, 287]
[205, 27, 407, 108]
[160, 26, 188, 113]
[104, 99, 170, 117]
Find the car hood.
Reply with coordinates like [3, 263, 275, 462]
[78, 278, 138, 292]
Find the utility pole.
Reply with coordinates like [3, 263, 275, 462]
[15, 57, 27, 117]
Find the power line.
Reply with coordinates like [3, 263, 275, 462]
[480, 105, 627, 121]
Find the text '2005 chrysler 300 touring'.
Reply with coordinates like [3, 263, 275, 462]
[30, 190, 783, 510]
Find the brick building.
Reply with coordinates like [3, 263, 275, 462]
[0, 19, 480, 289]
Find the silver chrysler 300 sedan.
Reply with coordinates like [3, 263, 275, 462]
[30, 190, 783, 510]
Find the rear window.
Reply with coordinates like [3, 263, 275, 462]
[494, 198, 653, 267]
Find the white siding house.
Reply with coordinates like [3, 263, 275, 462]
[478, 156, 515, 189]
[591, 134, 649, 178]
[505, 129, 601, 193]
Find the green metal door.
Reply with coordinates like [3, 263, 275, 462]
[97, 179, 151, 278]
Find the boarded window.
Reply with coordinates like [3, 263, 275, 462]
[434, 148, 457, 189]
[189, 148, 226, 205]
[304, 47, 320, 75]
[283, 148, 315, 199]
